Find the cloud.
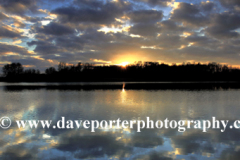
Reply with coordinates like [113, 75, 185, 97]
[35, 22, 75, 36]
[52, 0, 132, 25]
[128, 10, 163, 23]
[27, 40, 61, 55]
[171, 130, 214, 155]
[205, 12, 240, 39]
[0, 43, 30, 56]
[218, 0, 240, 8]
[156, 34, 185, 49]
[0, 0, 240, 71]
[133, 0, 173, 7]
[24, 16, 44, 23]
[200, 1, 215, 12]
[170, 2, 209, 27]
[27, 30, 86, 55]
[73, 0, 106, 9]
[0, 25, 23, 39]
[54, 132, 132, 159]
[129, 128, 164, 148]
[0, 12, 8, 20]
[13, 20, 26, 28]
[0, 143, 39, 160]
[159, 20, 186, 34]
[130, 23, 160, 37]
[0, 0, 38, 15]
[136, 151, 173, 160]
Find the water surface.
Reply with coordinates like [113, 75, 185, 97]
[0, 82, 239, 160]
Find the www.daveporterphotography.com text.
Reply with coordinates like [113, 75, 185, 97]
[1, 116, 240, 133]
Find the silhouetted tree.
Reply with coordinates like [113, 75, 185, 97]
[24, 69, 40, 75]
[83, 63, 93, 70]
[2, 61, 240, 82]
[76, 62, 82, 72]
[2, 63, 24, 76]
[58, 62, 67, 72]
[45, 67, 56, 75]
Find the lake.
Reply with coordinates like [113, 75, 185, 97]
[0, 82, 239, 160]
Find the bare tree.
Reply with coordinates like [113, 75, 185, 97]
[2, 63, 24, 76]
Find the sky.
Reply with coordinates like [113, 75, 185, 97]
[0, 0, 240, 71]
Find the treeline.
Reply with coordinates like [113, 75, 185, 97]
[1, 61, 240, 82]
[2, 63, 40, 76]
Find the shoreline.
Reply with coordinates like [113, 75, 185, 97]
[2, 81, 240, 91]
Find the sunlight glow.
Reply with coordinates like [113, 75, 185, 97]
[113, 54, 148, 66]
[98, 27, 122, 34]
[91, 58, 112, 64]
[180, 32, 192, 37]
[168, 1, 181, 10]
[41, 20, 51, 26]
[141, 46, 162, 50]
[120, 62, 129, 67]
[130, 34, 141, 38]
[122, 83, 125, 92]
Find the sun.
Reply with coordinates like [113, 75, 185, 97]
[120, 62, 129, 67]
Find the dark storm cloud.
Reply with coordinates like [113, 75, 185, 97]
[27, 30, 87, 55]
[54, 36, 85, 50]
[25, 16, 45, 23]
[174, 42, 240, 63]
[28, 40, 61, 55]
[130, 128, 163, 148]
[200, 1, 215, 12]
[130, 23, 160, 37]
[171, 130, 215, 155]
[77, 29, 114, 43]
[183, 35, 220, 51]
[54, 132, 132, 159]
[35, 22, 75, 36]
[171, 2, 209, 27]
[0, 0, 38, 15]
[1, 0, 240, 70]
[156, 34, 185, 49]
[28, 28, 127, 57]
[0, 43, 29, 55]
[168, 121, 240, 159]
[128, 10, 163, 23]
[219, 149, 240, 160]
[210, 120, 240, 143]
[52, 7, 114, 24]
[135, 151, 173, 160]
[0, 25, 23, 39]
[52, 0, 132, 25]
[176, 46, 217, 58]
[73, 0, 105, 9]
[159, 20, 186, 34]
[0, 143, 38, 160]
[218, 0, 240, 7]
[185, 35, 210, 43]
[0, 12, 8, 20]
[205, 12, 240, 39]
[14, 20, 26, 28]
[133, 0, 173, 7]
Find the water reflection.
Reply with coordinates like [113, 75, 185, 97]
[0, 82, 240, 159]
